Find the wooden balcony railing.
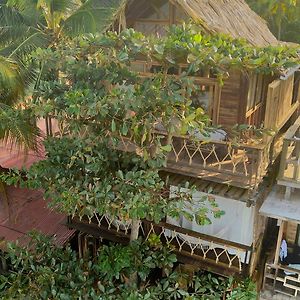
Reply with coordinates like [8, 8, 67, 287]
[278, 116, 300, 196]
[115, 131, 274, 191]
[69, 216, 252, 276]
[161, 132, 275, 190]
[142, 220, 252, 275]
[263, 263, 300, 298]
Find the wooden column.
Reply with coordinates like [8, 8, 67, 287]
[274, 220, 285, 265]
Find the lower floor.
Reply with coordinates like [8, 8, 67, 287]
[260, 185, 300, 299]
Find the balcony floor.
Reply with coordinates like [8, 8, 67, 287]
[259, 185, 300, 223]
[166, 156, 255, 189]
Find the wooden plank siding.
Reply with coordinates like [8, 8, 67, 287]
[265, 75, 295, 131]
[218, 71, 243, 127]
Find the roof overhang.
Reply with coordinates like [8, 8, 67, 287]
[259, 185, 300, 224]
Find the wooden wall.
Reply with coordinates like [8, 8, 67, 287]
[218, 71, 245, 127]
[264, 74, 296, 131]
[286, 221, 298, 245]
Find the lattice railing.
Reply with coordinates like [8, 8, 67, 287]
[143, 220, 251, 273]
[72, 216, 252, 274]
[114, 133, 269, 190]
[80, 214, 134, 235]
[164, 135, 268, 189]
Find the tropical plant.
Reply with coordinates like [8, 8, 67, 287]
[0, 56, 39, 150]
[0, 0, 126, 150]
[247, 0, 300, 42]
[0, 0, 126, 59]
[0, 232, 257, 300]
[0, 26, 229, 242]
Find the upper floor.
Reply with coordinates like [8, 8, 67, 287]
[117, 59, 300, 192]
[110, 0, 300, 192]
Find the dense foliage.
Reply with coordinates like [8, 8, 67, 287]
[96, 24, 299, 78]
[0, 0, 125, 59]
[2, 23, 299, 232]
[247, 0, 300, 43]
[0, 25, 232, 231]
[0, 233, 257, 300]
[0, 0, 125, 151]
[0, 56, 40, 150]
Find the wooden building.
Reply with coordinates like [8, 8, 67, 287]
[260, 117, 300, 298]
[67, 0, 300, 288]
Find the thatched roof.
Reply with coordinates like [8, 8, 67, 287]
[171, 0, 278, 46]
[124, 0, 278, 47]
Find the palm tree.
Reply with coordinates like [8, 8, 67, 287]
[0, 0, 126, 143]
[0, 0, 126, 139]
[0, 56, 40, 150]
[0, 0, 126, 59]
[247, 0, 299, 41]
[0, 56, 40, 219]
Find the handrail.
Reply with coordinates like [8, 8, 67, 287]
[267, 263, 300, 275]
[153, 129, 269, 150]
[283, 115, 300, 141]
[143, 219, 252, 252]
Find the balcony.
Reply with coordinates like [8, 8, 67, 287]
[69, 215, 252, 277]
[278, 116, 300, 198]
[162, 133, 273, 190]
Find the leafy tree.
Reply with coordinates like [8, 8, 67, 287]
[0, 0, 126, 133]
[0, 0, 125, 148]
[0, 0, 126, 58]
[0, 232, 257, 300]
[2, 24, 299, 240]
[3, 29, 221, 241]
[247, 0, 300, 42]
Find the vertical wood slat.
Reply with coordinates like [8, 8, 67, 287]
[278, 139, 290, 180]
[212, 84, 221, 125]
[293, 141, 300, 181]
[238, 73, 250, 124]
[264, 79, 281, 143]
[274, 220, 285, 265]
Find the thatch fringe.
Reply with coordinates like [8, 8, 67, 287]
[171, 0, 278, 46]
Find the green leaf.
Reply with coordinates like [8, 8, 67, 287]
[160, 144, 172, 152]
[111, 119, 116, 132]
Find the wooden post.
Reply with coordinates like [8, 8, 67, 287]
[130, 219, 140, 241]
[278, 140, 289, 180]
[293, 140, 300, 181]
[274, 220, 285, 265]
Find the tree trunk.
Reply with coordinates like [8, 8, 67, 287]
[0, 181, 9, 221]
[128, 218, 140, 286]
[130, 218, 140, 241]
[278, 21, 282, 40]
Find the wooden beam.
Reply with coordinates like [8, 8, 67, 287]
[131, 19, 170, 24]
[143, 219, 252, 251]
[274, 220, 285, 265]
[175, 250, 242, 277]
[212, 84, 222, 125]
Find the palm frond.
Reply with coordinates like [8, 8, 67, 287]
[0, 29, 50, 59]
[38, 0, 80, 15]
[63, 0, 126, 36]
[0, 1, 48, 58]
[0, 103, 41, 152]
[0, 4, 43, 47]
[0, 55, 24, 105]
